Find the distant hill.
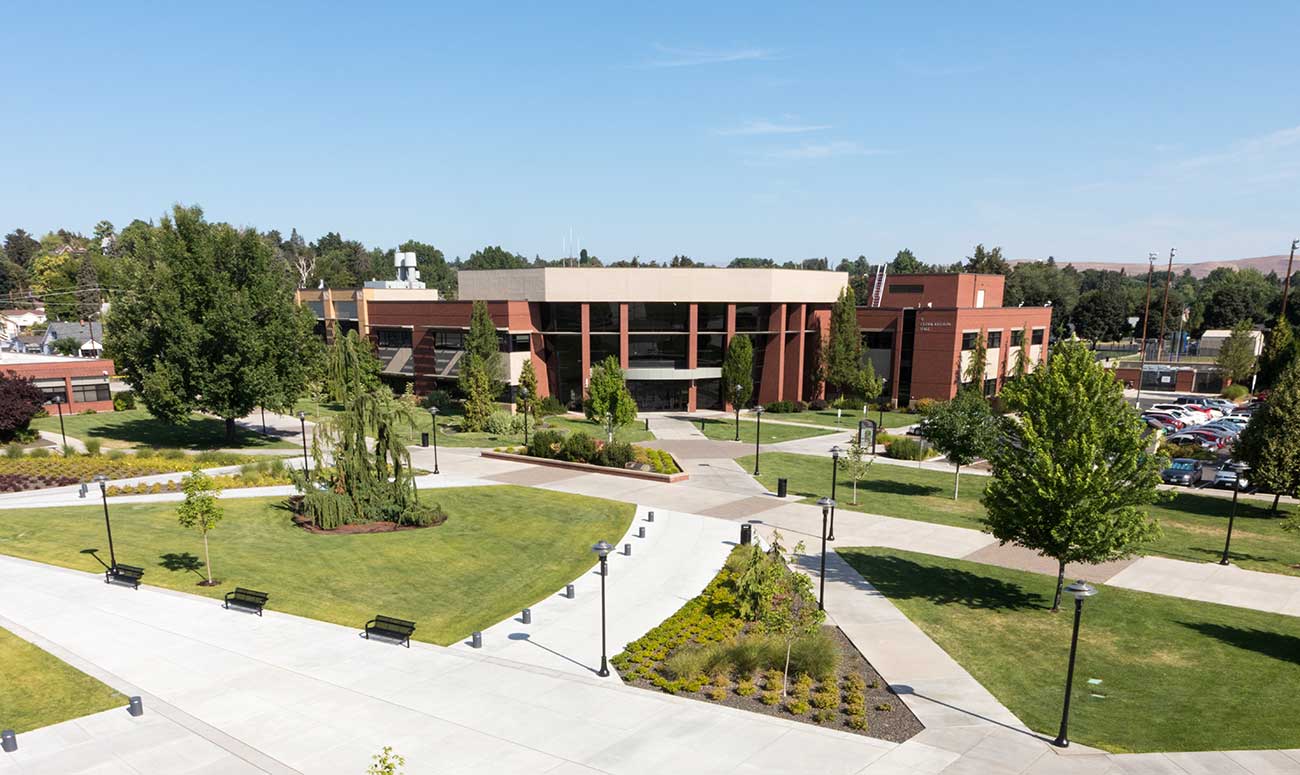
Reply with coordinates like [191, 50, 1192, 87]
[1022, 254, 1296, 279]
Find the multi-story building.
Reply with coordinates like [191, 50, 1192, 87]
[297, 266, 1051, 410]
[4, 352, 117, 412]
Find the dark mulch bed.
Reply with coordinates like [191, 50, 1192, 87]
[290, 513, 428, 535]
[621, 625, 923, 743]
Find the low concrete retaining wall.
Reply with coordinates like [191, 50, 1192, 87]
[479, 450, 690, 483]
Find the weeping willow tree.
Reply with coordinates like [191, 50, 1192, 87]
[293, 327, 445, 529]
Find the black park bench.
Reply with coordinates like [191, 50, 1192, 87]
[365, 615, 416, 648]
[223, 587, 269, 616]
[105, 564, 144, 590]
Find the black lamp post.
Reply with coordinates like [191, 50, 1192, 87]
[828, 445, 841, 541]
[733, 384, 742, 442]
[592, 539, 613, 677]
[1220, 465, 1248, 565]
[752, 406, 764, 475]
[296, 411, 309, 476]
[1053, 580, 1097, 748]
[817, 497, 834, 610]
[51, 395, 67, 450]
[606, 412, 614, 444]
[93, 474, 117, 570]
[519, 387, 530, 448]
[429, 407, 440, 475]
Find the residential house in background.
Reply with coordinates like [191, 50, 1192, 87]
[41, 321, 104, 357]
[0, 307, 47, 349]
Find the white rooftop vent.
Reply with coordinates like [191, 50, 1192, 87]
[364, 250, 426, 289]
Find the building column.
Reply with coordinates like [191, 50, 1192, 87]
[774, 303, 787, 403]
[789, 304, 806, 402]
[890, 313, 904, 405]
[63, 376, 74, 407]
[724, 305, 737, 411]
[618, 303, 629, 369]
[687, 303, 698, 411]
[580, 303, 591, 397]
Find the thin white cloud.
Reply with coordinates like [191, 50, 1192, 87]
[760, 141, 886, 161]
[1173, 124, 1300, 171]
[714, 119, 831, 136]
[645, 44, 775, 68]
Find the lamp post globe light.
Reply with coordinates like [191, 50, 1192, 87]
[296, 411, 309, 476]
[816, 497, 835, 610]
[591, 539, 614, 677]
[828, 445, 841, 541]
[1054, 580, 1098, 748]
[606, 411, 614, 444]
[733, 384, 742, 442]
[752, 406, 764, 476]
[1220, 463, 1248, 565]
[93, 474, 117, 570]
[429, 407, 440, 475]
[51, 395, 67, 451]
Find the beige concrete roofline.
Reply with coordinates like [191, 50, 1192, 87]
[456, 267, 849, 303]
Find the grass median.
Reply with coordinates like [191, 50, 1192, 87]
[745, 451, 1300, 577]
[0, 486, 634, 645]
[839, 547, 1300, 752]
[32, 408, 297, 450]
[0, 627, 125, 733]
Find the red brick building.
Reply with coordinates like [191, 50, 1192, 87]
[3, 352, 117, 412]
[299, 268, 1051, 411]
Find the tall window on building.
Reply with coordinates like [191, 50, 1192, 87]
[961, 332, 980, 350]
[1031, 328, 1045, 345]
[987, 330, 1002, 349]
[374, 328, 413, 349]
[72, 382, 111, 403]
[1011, 329, 1024, 347]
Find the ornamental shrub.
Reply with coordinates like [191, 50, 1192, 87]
[485, 410, 523, 436]
[559, 432, 599, 463]
[1221, 384, 1249, 401]
[527, 430, 564, 459]
[786, 698, 811, 715]
[420, 389, 453, 412]
[735, 679, 757, 697]
[598, 441, 635, 469]
[912, 397, 939, 415]
[0, 371, 45, 442]
[112, 391, 136, 411]
[846, 714, 868, 731]
[885, 437, 927, 461]
[808, 399, 828, 411]
[536, 395, 566, 416]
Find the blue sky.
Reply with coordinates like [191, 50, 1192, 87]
[3, 2, 1298, 265]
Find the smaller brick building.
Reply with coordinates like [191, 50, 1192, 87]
[3, 352, 117, 412]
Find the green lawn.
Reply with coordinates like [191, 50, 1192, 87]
[696, 416, 846, 444]
[541, 415, 654, 443]
[750, 408, 918, 430]
[839, 547, 1300, 752]
[0, 487, 634, 645]
[745, 451, 1300, 576]
[32, 409, 297, 450]
[0, 627, 125, 733]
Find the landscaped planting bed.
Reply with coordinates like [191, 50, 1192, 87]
[0, 450, 265, 493]
[106, 459, 295, 496]
[612, 545, 921, 742]
[500, 430, 682, 475]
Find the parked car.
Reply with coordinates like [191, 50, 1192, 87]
[1152, 403, 1210, 423]
[1162, 458, 1205, 486]
[1144, 416, 1180, 433]
[1183, 404, 1222, 419]
[1199, 421, 1241, 435]
[1200, 398, 1237, 414]
[1213, 461, 1251, 490]
[1176, 396, 1230, 415]
[1166, 433, 1221, 450]
[1143, 412, 1186, 430]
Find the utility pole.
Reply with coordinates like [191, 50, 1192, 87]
[1281, 239, 1298, 320]
[1155, 248, 1176, 361]
[1135, 253, 1157, 406]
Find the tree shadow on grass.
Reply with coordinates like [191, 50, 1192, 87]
[1178, 621, 1300, 665]
[94, 416, 278, 450]
[838, 552, 1047, 612]
[1161, 493, 1279, 521]
[854, 479, 944, 498]
[159, 552, 205, 578]
[1178, 545, 1285, 566]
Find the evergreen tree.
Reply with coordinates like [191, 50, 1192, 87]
[721, 335, 754, 408]
[518, 357, 540, 419]
[826, 286, 864, 398]
[105, 205, 318, 442]
[1235, 358, 1300, 518]
[74, 254, 101, 319]
[888, 249, 924, 274]
[919, 388, 997, 499]
[1258, 318, 1297, 389]
[1215, 321, 1258, 386]
[965, 244, 1010, 274]
[982, 340, 1164, 610]
[458, 301, 501, 430]
[584, 355, 638, 426]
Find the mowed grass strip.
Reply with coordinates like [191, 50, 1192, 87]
[839, 547, 1300, 753]
[0, 487, 634, 645]
[0, 627, 125, 733]
[695, 416, 848, 444]
[745, 451, 1300, 577]
[751, 408, 918, 430]
[32, 408, 297, 450]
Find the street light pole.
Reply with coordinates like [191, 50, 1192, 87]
[752, 407, 764, 476]
[828, 446, 841, 541]
[1054, 580, 1098, 748]
[606, 412, 613, 444]
[1220, 475, 1243, 566]
[591, 540, 613, 677]
[429, 407, 440, 475]
[52, 396, 67, 451]
[733, 384, 742, 442]
[817, 497, 834, 610]
[296, 411, 310, 477]
[1281, 239, 1298, 321]
[1155, 248, 1176, 361]
[1135, 252, 1157, 406]
[94, 474, 116, 570]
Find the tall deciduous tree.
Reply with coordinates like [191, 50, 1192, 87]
[965, 244, 1010, 274]
[1215, 321, 1258, 386]
[888, 249, 924, 274]
[920, 388, 997, 499]
[826, 286, 864, 398]
[0, 371, 46, 442]
[1258, 318, 1297, 389]
[721, 335, 754, 407]
[1235, 358, 1300, 518]
[518, 357, 540, 419]
[982, 340, 1164, 610]
[105, 205, 318, 442]
[176, 468, 224, 586]
[1071, 289, 1127, 346]
[584, 355, 638, 426]
[458, 300, 501, 431]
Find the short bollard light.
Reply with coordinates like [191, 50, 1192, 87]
[128, 696, 144, 717]
[637, 526, 646, 538]
[565, 583, 575, 598]
[624, 543, 632, 556]
[471, 631, 483, 649]
[522, 608, 532, 624]
[646, 510, 655, 523]
[1, 729, 16, 753]
[740, 523, 752, 545]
